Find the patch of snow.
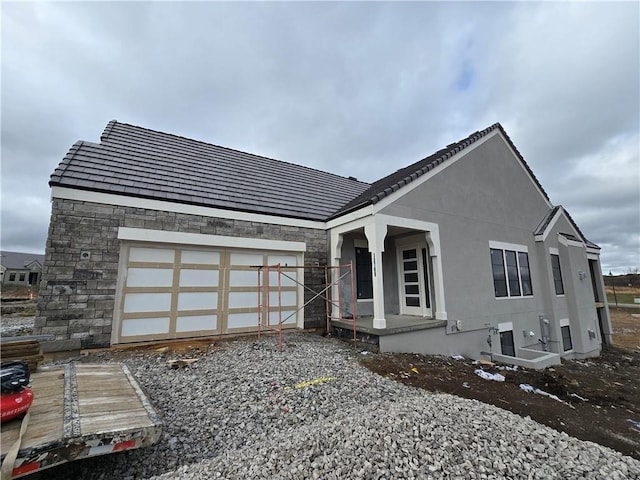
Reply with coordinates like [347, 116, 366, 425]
[626, 419, 640, 431]
[474, 369, 505, 382]
[451, 355, 465, 360]
[520, 384, 575, 409]
[569, 393, 588, 402]
[496, 365, 518, 371]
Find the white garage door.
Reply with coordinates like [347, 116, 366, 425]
[114, 243, 301, 344]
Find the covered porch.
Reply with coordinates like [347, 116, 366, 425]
[328, 213, 449, 332]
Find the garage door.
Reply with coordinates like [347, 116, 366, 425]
[114, 244, 301, 344]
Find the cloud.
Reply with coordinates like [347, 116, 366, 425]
[1, 1, 638, 273]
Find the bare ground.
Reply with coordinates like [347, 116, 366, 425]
[362, 307, 640, 460]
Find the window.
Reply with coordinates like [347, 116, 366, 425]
[518, 252, 532, 296]
[551, 254, 564, 295]
[490, 249, 507, 297]
[8, 273, 16, 282]
[19, 273, 26, 282]
[500, 330, 515, 356]
[561, 325, 573, 351]
[355, 247, 373, 300]
[490, 247, 533, 298]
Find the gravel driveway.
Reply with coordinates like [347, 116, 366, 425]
[35, 333, 639, 479]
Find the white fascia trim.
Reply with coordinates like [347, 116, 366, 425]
[586, 249, 600, 258]
[329, 215, 374, 236]
[489, 240, 529, 253]
[537, 207, 564, 242]
[498, 321, 513, 332]
[118, 227, 307, 252]
[549, 247, 560, 255]
[558, 234, 584, 249]
[326, 205, 374, 230]
[52, 186, 325, 231]
[372, 131, 500, 215]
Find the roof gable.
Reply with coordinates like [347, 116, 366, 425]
[534, 205, 599, 249]
[327, 123, 551, 220]
[0, 251, 45, 269]
[50, 121, 370, 221]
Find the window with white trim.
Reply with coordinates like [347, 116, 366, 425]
[355, 247, 373, 300]
[498, 322, 515, 356]
[560, 318, 572, 351]
[551, 254, 564, 295]
[490, 247, 533, 298]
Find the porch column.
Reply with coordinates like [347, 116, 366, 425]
[425, 230, 447, 321]
[364, 222, 387, 329]
[329, 232, 344, 321]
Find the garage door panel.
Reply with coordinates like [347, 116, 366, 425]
[181, 250, 220, 265]
[229, 270, 258, 287]
[176, 314, 217, 332]
[268, 270, 297, 287]
[227, 312, 258, 329]
[268, 290, 297, 307]
[268, 310, 298, 325]
[121, 317, 170, 337]
[127, 268, 174, 287]
[228, 291, 258, 309]
[124, 293, 171, 313]
[179, 269, 219, 287]
[129, 247, 175, 263]
[177, 292, 218, 311]
[230, 253, 263, 266]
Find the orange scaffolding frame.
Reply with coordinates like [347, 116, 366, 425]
[256, 263, 357, 351]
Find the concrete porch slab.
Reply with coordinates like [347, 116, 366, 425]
[332, 314, 446, 336]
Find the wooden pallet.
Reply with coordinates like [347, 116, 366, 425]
[1, 364, 162, 478]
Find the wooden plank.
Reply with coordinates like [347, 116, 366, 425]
[80, 414, 154, 434]
[74, 364, 156, 436]
[1, 366, 65, 455]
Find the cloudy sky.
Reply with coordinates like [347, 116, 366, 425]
[1, 1, 638, 274]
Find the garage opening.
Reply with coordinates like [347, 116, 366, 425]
[113, 243, 303, 344]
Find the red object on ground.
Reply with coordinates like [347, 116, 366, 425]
[1, 388, 34, 423]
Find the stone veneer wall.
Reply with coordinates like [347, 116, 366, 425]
[34, 198, 328, 350]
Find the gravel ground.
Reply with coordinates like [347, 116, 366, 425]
[0, 315, 35, 337]
[29, 334, 640, 479]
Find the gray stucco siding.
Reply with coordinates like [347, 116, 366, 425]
[35, 198, 327, 349]
[379, 135, 552, 335]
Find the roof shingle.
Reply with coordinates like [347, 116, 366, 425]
[50, 122, 370, 221]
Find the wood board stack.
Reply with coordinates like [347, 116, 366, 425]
[1, 340, 43, 372]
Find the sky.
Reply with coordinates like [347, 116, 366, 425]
[1, 1, 638, 274]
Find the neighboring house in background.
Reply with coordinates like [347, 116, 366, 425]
[35, 121, 611, 368]
[0, 251, 45, 287]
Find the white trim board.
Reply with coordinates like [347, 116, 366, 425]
[489, 240, 529, 253]
[52, 186, 325, 230]
[118, 227, 307, 252]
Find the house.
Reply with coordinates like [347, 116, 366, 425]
[1, 251, 45, 287]
[34, 121, 612, 367]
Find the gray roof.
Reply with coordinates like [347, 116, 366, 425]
[51, 121, 584, 249]
[0, 251, 45, 269]
[50, 121, 370, 221]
